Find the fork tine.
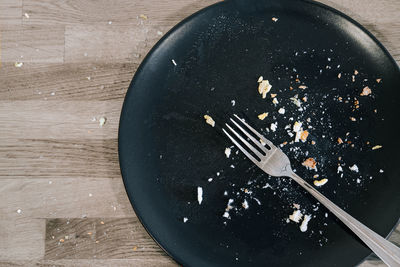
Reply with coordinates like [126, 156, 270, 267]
[222, 128, 261, 166]
[225, 124, 264, 159]
[233, 114, 276, 149]
[229, 118, 268, 153]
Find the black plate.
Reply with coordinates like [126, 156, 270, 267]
[118, 0, 400, 266]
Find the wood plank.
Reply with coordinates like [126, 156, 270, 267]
[0, 0, 22, 28]
[0, 63, 136, 101]
[0, 259, 177, 267]
[1, 25, 64, 63]
[0, 218, 45, 260]
[44, 218, 167, 260]
[0, 101, 121, 140]
[0, 139, 119, 179]
[22, 0, 219, 26]
[0, 178, 133, 218]
[64, 25, 170, 63]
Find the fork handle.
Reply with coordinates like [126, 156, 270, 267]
[289, 172, 400, 267]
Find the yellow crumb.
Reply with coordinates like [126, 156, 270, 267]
[204, 115, 215, 127]
[372, 145, 382, 150]
[258, 79, 272, 98]
[139, 14, 148, 19]
[258, 112, 268, 120]
[270, 93, 277, 98]
[298, 85, 307, 89]
[133, 246, 138, 251]
[314, 178, 328, 187]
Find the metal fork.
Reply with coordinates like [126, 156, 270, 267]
[223, 114, 400, 267]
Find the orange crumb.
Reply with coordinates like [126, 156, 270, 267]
[338, 96, 342, 101]
[100, 221, 105, 225]
[295, 78, 300, 83]
[311, 140, 316, 145]
[354, 70, 358, 75]
[347, 141, 352, 144]
[302, 158, 317, 170]
[349, 117, 356, 121]
[360, 86, 372, 96]
[60, 239, 65, 243]
[376, 78, 382, 83]
[337, 137, 343, 144]
[87, 232, 92, 235]
[289, 86, 293, 90]
[298, 85, 307, 89]
[133, 246, 138, 251]
[300, 130, 309, 142]
[366, 141, 370, 144]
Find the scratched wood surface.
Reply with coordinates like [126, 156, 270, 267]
[0, 0, 399, 266]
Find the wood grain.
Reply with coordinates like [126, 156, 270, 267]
[0, 63, 136, 101]
[0, 0, 399, 266]
[1, 25, 65, 63]
[44, 218, 166, 259]
[0, 178, 133, 218]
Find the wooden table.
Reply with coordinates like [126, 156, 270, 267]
[0, 0, 399, 266]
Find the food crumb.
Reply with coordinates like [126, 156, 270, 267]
[298, 85, 307, 89]
[183, 217, 188, 223]
[337, 137, 343, 144]
[257, 78, 272, 98]
[258, 112, 268, 120]
[99, 117, 106, 127]
[231, 100, 236, 106]
[356, 178, 361, 184]
[289, 210, 303, 223]
[270, 93, 277, 98]
[171, 59, 177, 66]
[139, 14, 148, 19]
[302, 158, 317, 170]
[360, 86, 372, 96]
[354, 70, 359, 75]
[293, 203, 300, 209]
[197, 187, 203, 205]
[338, 73, 341, 79]
[272, 17, 278, 22]
[270, 122, 277, 132]
[278, 108, 285, 114]
[225, 148, 231, 158]
[17, 209, 22, 214]
[272, 97, 279, 105]
[372, 145, 382, 150]
[379, 169, 384, 173]
[204, 115, 215, 127]
[300, 130, 309, 142]
[314, 178, 328, 187]
[300, 215, 312, 232]
[349, 117, 356, 121]
[15, 62, 23, 68]
[242, 200, 249, 209]
[376, 78, 382, 83]
[349, 164, 359, 173]
[24, 13, 30, 19]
